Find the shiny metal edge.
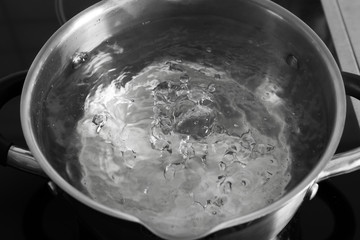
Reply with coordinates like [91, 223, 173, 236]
[19, 0, 347, 238]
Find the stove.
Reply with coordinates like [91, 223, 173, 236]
[1, 1, 360, 239]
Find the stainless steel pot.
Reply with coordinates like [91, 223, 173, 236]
[2, 0, 360, 239]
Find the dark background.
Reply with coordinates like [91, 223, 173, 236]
[0, 1, 360, 240]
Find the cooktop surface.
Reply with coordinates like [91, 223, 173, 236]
[1, 1, 360, 239]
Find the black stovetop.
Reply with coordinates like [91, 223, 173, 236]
[1, 1, 360, 239]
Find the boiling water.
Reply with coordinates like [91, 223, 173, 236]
[73, 17, 295, 237]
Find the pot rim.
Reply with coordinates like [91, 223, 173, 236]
[20, 0, 346, 237]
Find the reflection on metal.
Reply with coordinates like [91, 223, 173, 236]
[7, 146, 46, 177]
[318, 147, 360, 181]
[305, 183, 319, 201]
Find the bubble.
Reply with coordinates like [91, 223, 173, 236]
[206, 47, 212, 53]
[92, 113, 107, 133]
[92, 114, 107, 125]
[217, 175, 226, 185]
[222, 181, 232, 194]
[208, 83, 216, 93]
[72, 52, 88, 69]
[219, 161, 226, 171]
[222, 152, 235, 165]
[286, 54, 299, 69]
[241, 180, 247, 186]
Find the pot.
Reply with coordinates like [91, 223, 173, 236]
[2, 0, 360, 239]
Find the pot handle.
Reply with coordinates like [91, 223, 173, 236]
[318, 72, 360, 181]
[0, 71, 46, 177]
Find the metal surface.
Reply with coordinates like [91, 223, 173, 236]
[6, 0, 356, 239]
[318, 147, 360, 181]
[7, 145, 46, 177]
[304, 183, 319, 201]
